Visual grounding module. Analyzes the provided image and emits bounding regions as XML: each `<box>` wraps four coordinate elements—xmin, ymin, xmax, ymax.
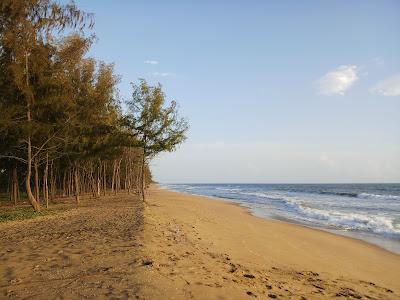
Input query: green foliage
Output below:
<box><xmin>126</xmin><ymin>79</ymin><xmax>189</xmax><ymax>159</ymax></box>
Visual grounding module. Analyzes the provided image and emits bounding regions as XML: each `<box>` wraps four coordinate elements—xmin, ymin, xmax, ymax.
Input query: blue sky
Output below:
<box><xmin>74</xmin><ymin>1</ymin><xmax>400</xmax><ymax>183</ymax></box>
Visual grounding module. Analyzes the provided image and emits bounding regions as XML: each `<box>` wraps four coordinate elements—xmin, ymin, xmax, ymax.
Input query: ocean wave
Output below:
<box><xmin>319</xmin><ymin>191</ymin><xmax>358</xmax><ymax>198</ymax></box>
<box><xmin>295</xmin><ymin>205</ymin><xmax>400</xmax><ymax>237</ymax></box>
<box><xmin>359</xmin><ymin>193</ymin><xmax>400</xmax><ymax>200</ymax></box>
<box><xmin>164</xmin><ymin>184</ymin><xmax>400</xmax><ymax>239</ymax></box>
<box><xmin>246</xmin><ymin>189</ymin><xmax>400</xmax><ymax>201</ymax></box>
<box><xmin>240</xmin><ymin>190</ymin><xmax>400</xmax><ymax>237</ymax></box>
<box><xmin>212</xmin><ymin>194</ymin><xmax>238</xmax><ymax>200</ymax></box>
<box><xmin>258</xmin><ymin>195</ymin><xmax>400</xmax><ymax>238</ymax></box>
<box><xmin>216</xmin><ymin>187</ymin><xmax>242</xmax><ymax>192</ymax></box>
<box><xmin>242</xmin><ymin>191</ymin><xmax>271</xmax><ymax>198</ymax></box>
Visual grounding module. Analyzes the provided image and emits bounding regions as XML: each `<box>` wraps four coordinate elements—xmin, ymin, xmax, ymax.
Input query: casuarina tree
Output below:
<box><xmin>126</xmin><ymin>79</ymin><xmax>188</xmax><ymax>201</ymax></box>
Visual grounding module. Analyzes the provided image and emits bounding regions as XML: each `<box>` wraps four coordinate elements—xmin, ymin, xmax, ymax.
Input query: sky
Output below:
<box><xmin>73</xmin><ymin>0</ymin><xmax>400</xmax><ymax>183</ymax></box>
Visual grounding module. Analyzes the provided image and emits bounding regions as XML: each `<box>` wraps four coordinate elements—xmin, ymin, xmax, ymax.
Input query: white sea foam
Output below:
<box><xmin>216</xmin><ymin>187</ymin><xmax>242</xmax><ymax>192</ymax></box>
<box><xmin>240</xmin><ymin>190</ymin><xmax>400</xmax><ymax>237</ymax></box>
<box><xmin>242</xmin><ymin>191</ymin><xmax>282</xmax><ymax>199</ymax></box>
<box><xmin>359</xmin><ymin>193</ymin><xmax>400</xmax><ymax>200</ymax></box>
<box><xmin>164</xmin><ymin>184</ymin><xmax>400</xmax><ymax>240</ymax></box>
<box><xmin>293</xmin><ymin>205</ymin><xmax>400</xmax><ymax>236</ymax></box>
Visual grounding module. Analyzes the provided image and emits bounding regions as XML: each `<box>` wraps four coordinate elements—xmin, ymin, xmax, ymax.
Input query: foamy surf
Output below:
<box><xmin>164</xmin><ymin>183</ymin><xmax>400</xmax><ymax>253</ymax></box>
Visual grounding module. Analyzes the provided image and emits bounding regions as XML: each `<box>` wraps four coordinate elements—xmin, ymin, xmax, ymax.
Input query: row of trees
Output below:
<box><xmin>0</xmin><ymin>0</ymin><xmax>188</xmax><ymax>211</ymax></box>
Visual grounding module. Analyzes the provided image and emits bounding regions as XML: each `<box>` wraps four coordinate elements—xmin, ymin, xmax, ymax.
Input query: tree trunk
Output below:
<box><xmin>116</xmin><ymin>158</ymin><xmax>122</xmax><ymax>194</ymax></box>
<box><xmin>111</xmin><ymin>160</ymin><xmax>116</xmax><ymax>194</ymax></box>
<box><xmin>9</xmin><ymin>168</ymin><xmax>13</xmax><ymax>204</ymax></box>
<box><xmin>141</xmin><ymin>148</ymin><xmax>146</xmax><ymax>202</ymax></box>
<box><xmin>96</xmin><ymin>160</ymin><xmax>101</xmax><ymax>197</ymax></box>
<box><xmin>11</xmin><ymin>165</ymin><xmax>19</xmax><ymax>205</ymax></box>
<box><xmin>24</xmin><ymin>51</ymin><xmax>40</xmax><ymax>212</ymax></box>
<box><xmin>69</xmin><ymin>169</ymin><xmax>73</xmax><ymax>196</ymax></box>
<box><xmin>26</xmin><ymin>138</ymin><xmax>40</xmax><ymax>211</ymax></box>
<box><xmin>125</xmin><ymin>158</ymin><xmax>130</xmax><ymax>194</ymax></box>
<box><xmin>103</xmin><ymin>162</ymin><xmax>107</xmax><ymax>196</ymax></box>
<box><xmin>50</xmin><ymin>161</ymin><xmax>55</xmax><ymax>200</ymax></box>
<box><xmin>74</xmin><ymin>166</ymin><xmax>80</xmax><ymax>205</ymax></box>
<box><xmin>62</xmin><ymin>170</ymin><xmax>67</xmax><ymax>197</ymax></box>
<box><xmin>43</xmin><ymin>153</ymin><xmax>49</xmax><ymax>208</ymax></box>
<box><xmin>34</xmin><ymin>159</ymin><xmax>40</xmax><ymax>203</ymax></box>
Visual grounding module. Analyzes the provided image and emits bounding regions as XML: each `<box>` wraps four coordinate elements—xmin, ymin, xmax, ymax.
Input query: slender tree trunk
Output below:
<box><xmin>111</xmin><ymin>160</ymin><xmax>116</xmax><ymax>194</ymax></box>
<box><xmin>9</xmin><ymin>168</ymin><xmax>14</xmax><ymax>204</ymax></box>
<box><xmin>26</xmin><ymin>138</ymin><xmax>40</xmax><ymax>211</ymax></box>
<box><xmin>136</xmin><ymin>168</ymin><xmax>141</xmax><ymax>195</ymax></box>
<box><xmin>69</xmin><ymin>169</ymin><xmax>73</xmax><ymax>196</ymax></box>
<box><xmin>141</xmin><ymin>148</ymin><xmax>146</xmax><ymax>201</ymax></box>
<box><xmin>34</xmin><ymin>159</ymin><xmax>40</xmax><ymax>203</ymax></box>
<box><xmin>74</xmin><ymin>166</ymin><xmax>80</xmax><ymax>205</ymax></box>
<box><xmin>43</xmin><ymin>153</ymin><xmax>49</xmax><ymax>208</ymax></box>
<box><xmin>125</xmin><ymin>158</ymin><xmax>129</xmax><ymax>194</ymax></box>
<box><xmin>90</xmin><ymin>169</ymin><xmax>96</xmax><ymax>198</ymax></box>
<box><xmin>96</xmin><ymin>160</ymin><xmax>101</xmax><ymax>197</ymax></box>
<box><xmin>116</xmin><ymin>159</ymin><xmax>122</xmax><ymax>194</ymax></box>
<box><xmin>50</xmin><ymin>161</ymin><xmax>55</xmax><ymax>200</ymax></box>
<box><xmin>62</xmin><ymin>170</ymin><xmax>67</xmax><ymax>197</ymax></box>
<box><xmin>16</xmin><ymin>174</ymin><xmax>20</xmax><ymax>203</ymax></box>
<box><xmin>11</xmin><ymin>165</ymin><xmax>19</xmax><ymax>205</ymax></box>
<box><xmin>24</xmin><ymin>51</ymin><xmax>40</xmax><ymax>211</ymax></box>
<box><xmin>103</xmin><ymin>162</ymin><xmax>106</xmax><ymax>196</ymax></box>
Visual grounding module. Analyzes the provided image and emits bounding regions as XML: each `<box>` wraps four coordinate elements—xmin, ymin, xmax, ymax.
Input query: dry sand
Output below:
<box><xmin>0</xmin><ymin>194</ymin><xmax>145</xmax><ymax>299</ymax></box>
<box><xmin>1</xmin><ymin>186</ymin><xmax>399</xmax><ymax>299</ymax></box>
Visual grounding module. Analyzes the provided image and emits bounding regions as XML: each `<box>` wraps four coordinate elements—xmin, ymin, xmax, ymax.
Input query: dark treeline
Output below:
<box><xmin>0</xmin><ymin>0</ymin><xmax>188</xmax><ymax>211</ymax></box>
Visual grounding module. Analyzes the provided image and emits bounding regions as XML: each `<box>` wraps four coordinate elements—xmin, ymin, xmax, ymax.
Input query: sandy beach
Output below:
<box><xmin>1</xmin><ymin>1</ymin><xmax>399</xmax><ymax>299</ymax></box>
<box><xmin>0</xmin><ymin>194</ymin><xmax>145</xmax><ymax>299</ymax></box>
<box><xmin>1</xmin><ymin>186</ymin><xmax>399</xmax><ymax>299</ymax></box>
<box><xmin>137</xmin><ymin>186</ymin><xmax>400</xmax><ymax>299</ymax></box>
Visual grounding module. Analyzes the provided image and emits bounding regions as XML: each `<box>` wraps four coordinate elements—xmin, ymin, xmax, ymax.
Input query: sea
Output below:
<box><xmin>162</xmin><ymin>183</ymin><xmax>400</xmax><ymax>254</ymax></box>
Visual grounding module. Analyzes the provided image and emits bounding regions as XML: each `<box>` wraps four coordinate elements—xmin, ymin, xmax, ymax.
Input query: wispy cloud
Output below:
<box><xmin>152</xmin><ymin>72</ymin><xmax>173</xmax><ymax>77</ymax></box>
<box><xmin>144</xmin><ymin>60</ymin><xmax>159</xmax><ymax>65</ymax></box>
<box><xmin>316</xmin><ymin>65</ymin><xmax>359</xmax><ymax>96</ymax></box>
<box><xmin>370</xmin><ymin>73</ymin><xmax>400</xmax><ymax>97</ymax></box>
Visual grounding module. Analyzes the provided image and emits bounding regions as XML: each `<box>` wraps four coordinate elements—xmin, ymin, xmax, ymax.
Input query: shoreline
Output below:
<box><xmin>2</xmin><ymin>188</ymin><xmax>399</xmax><ymax>298</ymax></box>
<box><xmin>161</xmin><ymin>185</ymin><xmax>400</xmax><ymax>255</ymax></box>
<box><xmin>137</xmin><ymin>185</ymin><xmax>400</xmax><ymax>298</ymax></box>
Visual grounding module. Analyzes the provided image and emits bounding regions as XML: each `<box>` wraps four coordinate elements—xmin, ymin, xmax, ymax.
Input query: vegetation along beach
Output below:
<box><xmin>1</xmin><ymin>1</ymin><xmax>399</xmax><ymax>299</ymax></box>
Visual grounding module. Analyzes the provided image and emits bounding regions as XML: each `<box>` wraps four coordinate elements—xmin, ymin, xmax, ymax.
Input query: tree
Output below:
<box><xmin>0</xmin><ymin>0</ymin><xmax>93</xmax><ymax>211</ymax></box>
<box><xmin>1</xmin><ymin>2</ymin><xmax>186</xmax><ymax>211</ymax></box>
<box><xmin>126</xmin><ymin>79</ymin><xmax>189</xmax><ymax>201</ymax></box>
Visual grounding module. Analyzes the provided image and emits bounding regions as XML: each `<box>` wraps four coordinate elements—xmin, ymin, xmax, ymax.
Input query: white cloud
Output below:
<box><xmin>370</xmin><ymin>73</ymin><xmax>400</xmax><ymax>96</ymax></box>
<box><xmin>152</xmin><ymin>72</ymin><xmax>173</xmax><ymax>77</ymax></box>
<box><xmin>316</xmin><ymin>65</ymin><xmax>359</xmax><ymax>96</ymax></box>
<box><xmin>144</xmin><ymin>60</ymin><xmax>159</xmax><ymax>65</ymax></box>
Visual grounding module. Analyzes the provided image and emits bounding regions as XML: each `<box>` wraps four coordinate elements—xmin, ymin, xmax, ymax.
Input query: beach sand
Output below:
<box><xmin>137</xmin><ymin>186</ymin><xmax>400</xmax><ymax>299</ymax></box>
<box><xmin>1</xmin><ymin>187</ymin><xmax>399</xmax><ymax>299</ymax></box>
<box><xmin>0</xmin><ymin>194</ymin><xmax>145</xmax><ymax>299</ymax></box>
